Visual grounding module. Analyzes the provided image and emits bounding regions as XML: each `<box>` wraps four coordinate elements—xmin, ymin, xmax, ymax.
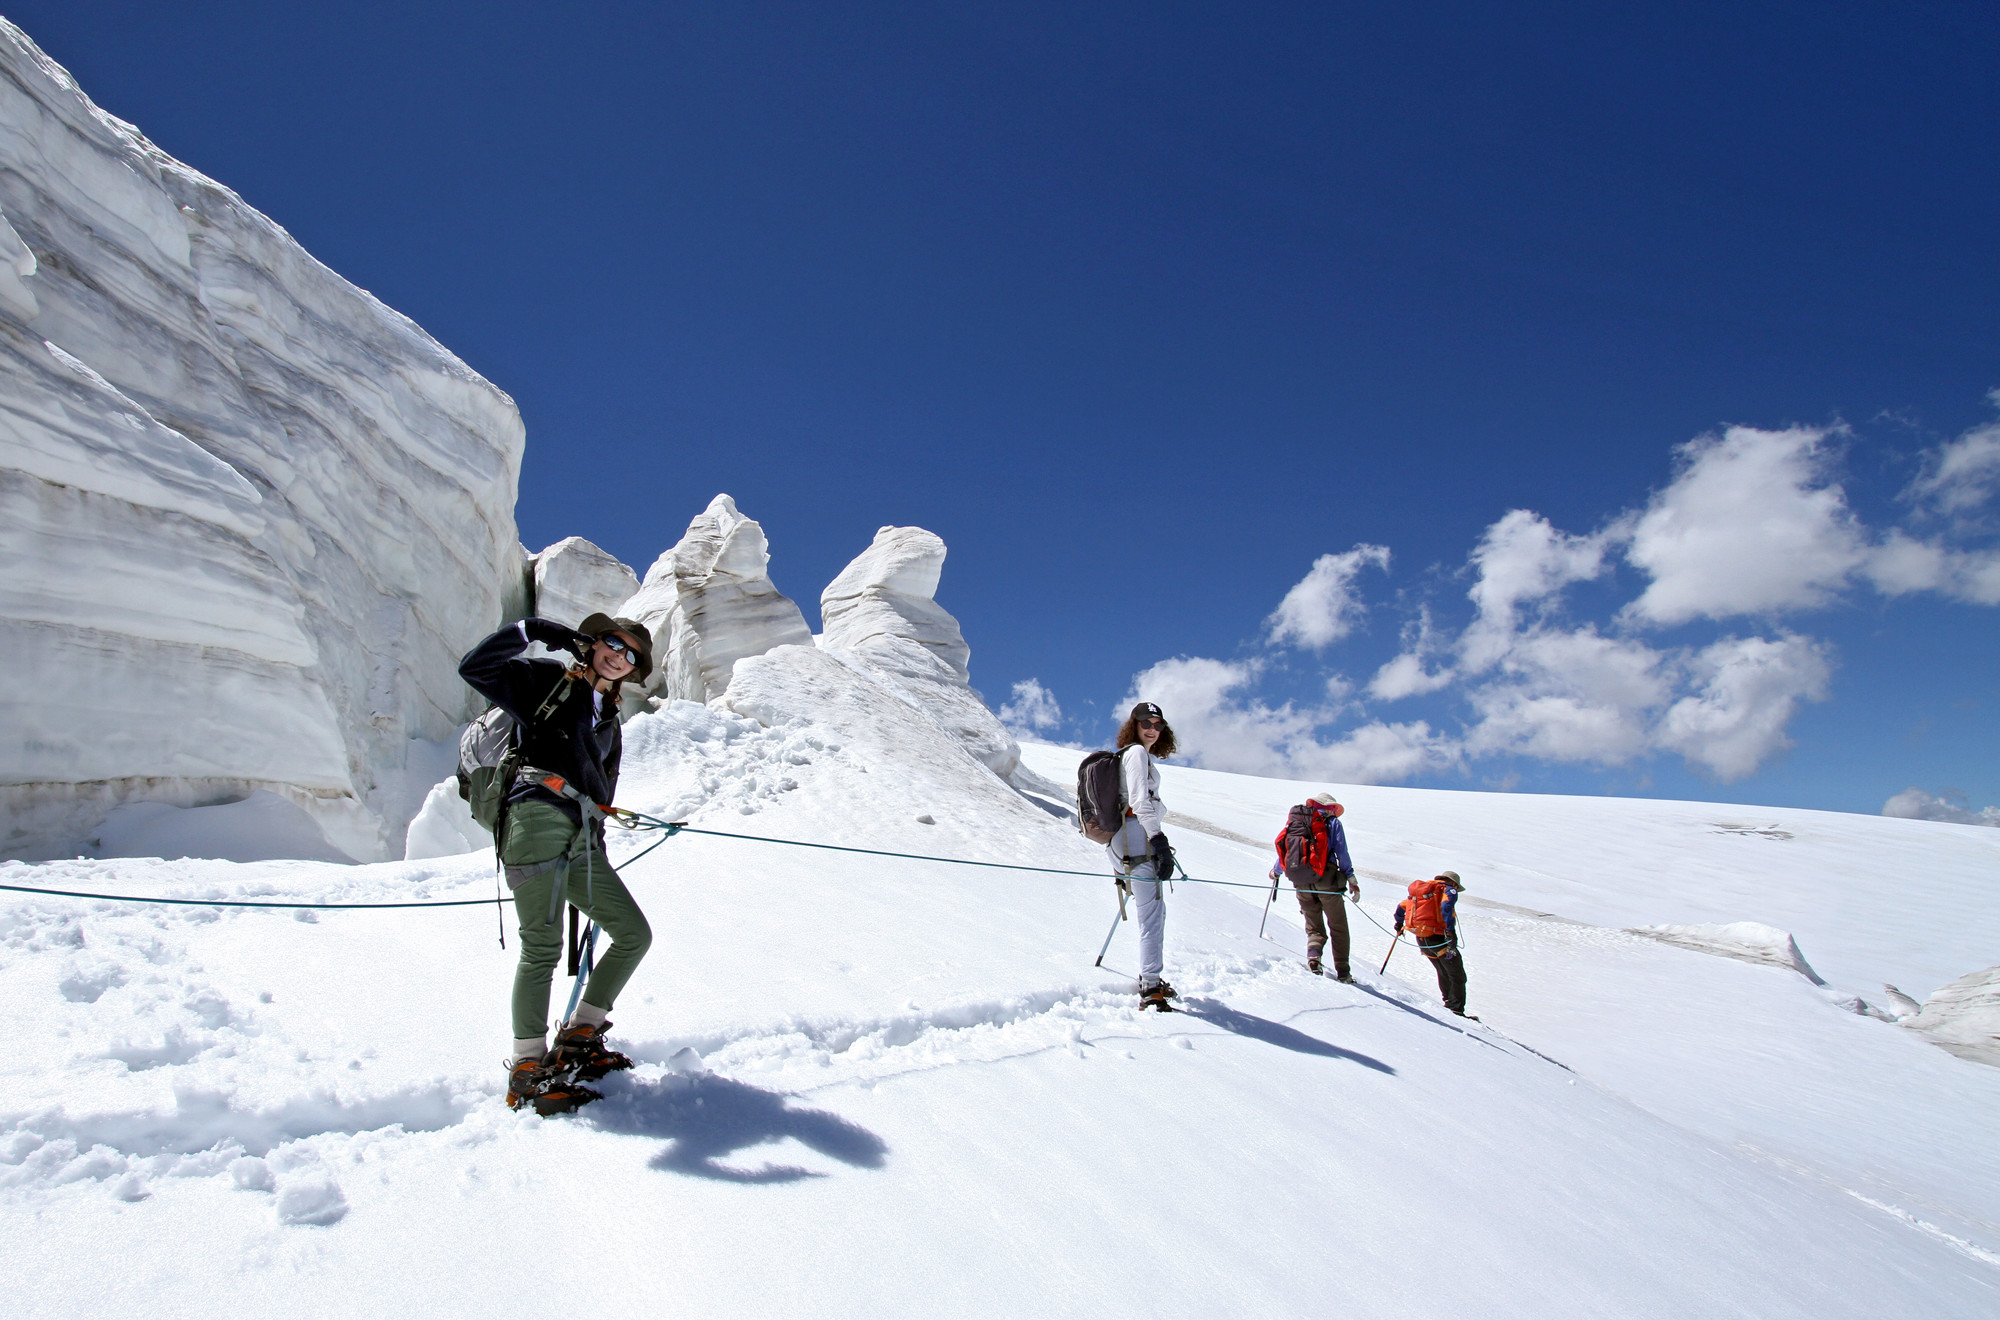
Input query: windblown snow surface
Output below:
<box><xmin>1</xmin><ymin>698</ymin><xmax>1996</xmax><ymax>1317</ymax></box>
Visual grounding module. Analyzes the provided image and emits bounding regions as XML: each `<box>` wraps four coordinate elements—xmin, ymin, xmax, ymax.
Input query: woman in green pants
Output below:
<box><xmin>459</xmin><ymin>611</ymin><xmax>655</xmax><ymax>1113</ymax></box>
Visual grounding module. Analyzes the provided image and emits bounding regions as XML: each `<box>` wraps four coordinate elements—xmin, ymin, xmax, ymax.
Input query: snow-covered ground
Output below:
<box><xmin>1</xmin><ymin>719</ymin><xmax>1995</xmax><ymax>1318</ymax></box>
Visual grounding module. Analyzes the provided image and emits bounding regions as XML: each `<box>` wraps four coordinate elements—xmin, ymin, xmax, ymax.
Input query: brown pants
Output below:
<box><xmin>1294</xmin><ymin>879</ymin><xmax>1351</xmax><ymax>973</ymax></box>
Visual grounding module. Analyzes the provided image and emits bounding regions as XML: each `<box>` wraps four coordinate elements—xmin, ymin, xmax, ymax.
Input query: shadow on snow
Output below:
<box><xmin>1177</xmin><ymin>999</ymin><xmax>1396</xmax><ymax>1074</ymax></box>
<box><xmin>587</xmin><ymin>1073</ymin><xmax>889</xmax><ymax>1184</ymax></box>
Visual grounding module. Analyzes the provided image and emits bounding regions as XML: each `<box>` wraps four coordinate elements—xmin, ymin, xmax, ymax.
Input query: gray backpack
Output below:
<box><xmin>455</xmin><ymin>669</ymin><xmax>577</xmax><ymax>837</ymax></box>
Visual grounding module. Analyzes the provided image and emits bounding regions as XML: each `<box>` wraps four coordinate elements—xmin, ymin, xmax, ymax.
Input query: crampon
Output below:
<box><xmin>506</xmin><ymin>1056</ymin><xmax>603</xmax><ymax>1116</ymax></box>
<box><xmin>550</xmin><ymin>1020</ymin><xmax>635</xmax><ymax>1083</ymax></box>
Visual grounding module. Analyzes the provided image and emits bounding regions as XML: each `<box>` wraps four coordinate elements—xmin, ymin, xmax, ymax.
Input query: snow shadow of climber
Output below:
<box><xmin>587</xmin><ymin>1072</ymin><xmax>888</xmax><ymax>1184</ymax></box>
<box><xmin>1178</xmin><ymin>999</ymin><xmax>1395</xmax><ymax>1075</ymax></box>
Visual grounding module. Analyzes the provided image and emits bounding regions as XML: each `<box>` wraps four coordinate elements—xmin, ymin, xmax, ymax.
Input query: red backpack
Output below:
<box><xmin>1403</xmin><ymin>880</ymin><xmax>1451</xmax><ymax>938</ymax></box>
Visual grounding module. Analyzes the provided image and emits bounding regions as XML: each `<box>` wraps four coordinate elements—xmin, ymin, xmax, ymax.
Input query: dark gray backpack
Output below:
<box><xmin>1075</xmin><ymin>749</ymin><xmax>1127</xmax><ymax>845</ymax></box>
<box><xmin>455</xmin><ymin>669</ymin><xmax>577</xmax><ymax>837</ymax></box>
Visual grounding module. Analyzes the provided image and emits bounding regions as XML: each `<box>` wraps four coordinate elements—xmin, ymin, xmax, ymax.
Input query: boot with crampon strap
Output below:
<box><xmin>506</xmin><ymin>1056</ymin><xmax>602</xmax><ymax>1116</ymax></box>
<box><xmin>550</xmin><ymin>1020</ymin><xmax>634</xmax><ymax>1082</ymax></box>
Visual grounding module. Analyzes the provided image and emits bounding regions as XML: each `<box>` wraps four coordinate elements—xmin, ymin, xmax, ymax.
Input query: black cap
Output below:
<box><xmin>1131</xmin><ymin>702</ymin><xmax>1164</xmax><ymax>721</ymax></box>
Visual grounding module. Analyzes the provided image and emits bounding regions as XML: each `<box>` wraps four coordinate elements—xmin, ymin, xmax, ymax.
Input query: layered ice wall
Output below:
<box><xmin>529</xmin><ymin>537</ymin><xmax>639</xmax><ymax>629</ymax></box>
<box><xmin>0</xmin><ymin>22</ymin><xmax>525</xmax><ymax>861</ymax></box>
<box><xmin>622</xmin><ymin>494</ymin><xmax>813</xmax><ymax>705</ymax></box>
<box><xmin>820</xmin><ymin>526</ymin><xmax>1021</xmax><ymax>780</ymax></box>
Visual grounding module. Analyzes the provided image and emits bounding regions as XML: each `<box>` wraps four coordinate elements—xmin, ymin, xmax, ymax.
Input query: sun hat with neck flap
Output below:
<box><xmin>577</xmin><ymin>613</ymin><xmax>654</xmax><ymax>681</ymax></box>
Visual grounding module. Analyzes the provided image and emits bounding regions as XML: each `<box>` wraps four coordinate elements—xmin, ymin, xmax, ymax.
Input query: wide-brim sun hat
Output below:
<box><xmin>1437</xmin><ymin>870</ymin><xmax>1463</xmax><ymax>890</ymax></box>
<box><xmin>578</xmin><ymin>612</ymin><xmax>655</xmax><ymax>681</ymax></box>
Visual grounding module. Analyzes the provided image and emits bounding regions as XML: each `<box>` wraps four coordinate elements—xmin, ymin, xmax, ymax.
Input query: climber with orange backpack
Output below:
<box><xmin>1394</xmin><ymin>871</ymin><xmax>1470</xmax><ymax>1017</ymax></box>
<box><xmin>1270</xmin><ymin>792</ymin><xmax>1358</xmax><ymax>981</ymax></box>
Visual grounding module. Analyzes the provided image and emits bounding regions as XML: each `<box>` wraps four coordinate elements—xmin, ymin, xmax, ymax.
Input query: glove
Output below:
<box><xmin>1148</xmin><ymin>831</ymin><xmax>1175</xmax><ymax>879</ymax></box>
<box><xmin>528</xmin><ymin>617</ymin><xmax>592</xmax><ymax>660</ymax></box>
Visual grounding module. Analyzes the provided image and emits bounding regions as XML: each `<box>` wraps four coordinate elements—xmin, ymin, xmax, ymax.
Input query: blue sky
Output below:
<box><xmin>17</xmin><ymin>1</ymin><xmax>1999</xmax><ymax>818</ymax></box>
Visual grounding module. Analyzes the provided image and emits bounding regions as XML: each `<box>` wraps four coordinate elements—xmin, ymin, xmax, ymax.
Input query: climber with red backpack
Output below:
<box><xmin>1270</xmin><ymin>792</ymin><xmax>1358</xmax><ymax>980</ymax></box>
<box><xmin>1394</xmin><ymin>871</ymin><xmax>1470</xmax><ymax>1017</ymax></box>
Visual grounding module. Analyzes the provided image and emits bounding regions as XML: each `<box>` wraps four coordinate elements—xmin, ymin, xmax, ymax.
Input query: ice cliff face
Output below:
<box><xmin>0</xmin><ymin>22</ymin><xmax>525</xmax><ymax>861</ymax></box>
<box><xmin>528</xmin><ymin>537</ymin><xmax>639</xmax><ymax>629</ymax></box>
<box><xmin>622</xmin><ymin>494</ymin><xmax>813</xmax><ymax>705</ymax></box>
<box><xmin>820</xmin><ymin>526</ymin><xmax>1021</xmax><ymax>780</ymax></box>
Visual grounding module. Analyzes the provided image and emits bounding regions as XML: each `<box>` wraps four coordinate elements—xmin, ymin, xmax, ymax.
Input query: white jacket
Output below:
<box><xmin>1121</xmin><ymin>743</ymin><xmax>1165</xmax><ymax>838</ymax></box>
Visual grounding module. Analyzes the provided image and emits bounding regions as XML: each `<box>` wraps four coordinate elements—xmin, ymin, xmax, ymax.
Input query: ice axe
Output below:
<box><xmin>1379</xmin><ymin>930</ymin><xmax>1403</xmax><ymax>975</ymax></box>
<box><xmin>1094</xmin><ymin>878</ymin><xmax>1132</xmax><ymax>967</ymax></box>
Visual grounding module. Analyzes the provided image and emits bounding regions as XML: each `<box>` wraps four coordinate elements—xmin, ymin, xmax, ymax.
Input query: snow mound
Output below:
<box><xmin>528</xmin><ymin>537</ymin><xmax>639</xmax><ymax>629</ymax></box>
<box><xmin>1625</xmin><ymin>922</ymin><xmax>1826</xmax><ymax>982</ymax></box>
<box><xmin>622</xmin><ymin>494</ymin><xmax>813</xmax><ymax>705</ymax></box>
<box><xmin>1907</xmin><ymin>966</ymin><xmax>2000</xmax><ymax>1066</ymax></box>
<box><xmin>0</xmin><ymin>20</ymin><xmax>524</xmax><ymax>863</ymax></box>
<box><xmin>92</xmin><ymin>790</ymin><xmax>356</xmax><ymax>865</ymax></box>
<box><xmin>402</xmin><ymin>779</ymin><xmax>484</xmax><ymax>861</ymax></box>
<box><xmin>820</xmin><ymin>525</ymin><xmax>1021</xmax><ymax>780</ymax></box>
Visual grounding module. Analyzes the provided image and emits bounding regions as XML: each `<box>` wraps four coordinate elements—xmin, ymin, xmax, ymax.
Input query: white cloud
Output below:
<box><xmin>1862</xmin><ymin>533</ymin><xmax>2000</xmax><ymax>605</ymax></box>
<box><xmin>1462</xmin><ymin>511</ymin><xmax>1613</xmax><ymax>670</ymax></box>
<box><xmin>1882</xmin><ymin>788</ymin><xmax>2000</xmax><ymax>827</ymax></box>
<box><xmin>997</xmin><ymin>678</ymin><xmax>1063</xmax><ymax>732</ymax></box>
<box><xmin>1906</xmin><ymin>405</ymin><xmax>2000</xmax><ymax>518</ymax></box>
<box><xmin>1462</xmin><ymin>627</ymin><xmax>1670</xmax><ymax>766</ymax></box>
<box><xmin>1655</xmin><ymin>633</ymin><xmax>1832</xmax><ymax>779</ymax></box>
<box><xmin>1265</xmin><ymin>545</ymin><xmax>1392</xmax><ymax>649</ymax></box>
<box><xmin>1624</xmin><ymin>426</ymin><xmax>1867</xmax><ymax>625</ymax></box>
<box><xmin>1370</xmin><ymin>649</ymin><xmax>1454</xmax><ymax>700</ymax></box>
<box><xmin>1125</xmin><ymin>656</ymin><xmax>1455</xmax><ymax>784</ymax></box>
<box><xmin>1371</xmin><ymin>608</ymin><xmax>1455</xmax><ymax>700</ymax></box>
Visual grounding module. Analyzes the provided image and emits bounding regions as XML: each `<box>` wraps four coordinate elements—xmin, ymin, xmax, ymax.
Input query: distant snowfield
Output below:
<box><xmin>1</xmin><ymin>717</ymin><xmax>1995</xmax><ymax>1318</ymax></box>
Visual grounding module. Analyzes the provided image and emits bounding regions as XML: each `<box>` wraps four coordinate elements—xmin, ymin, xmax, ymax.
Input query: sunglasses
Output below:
<box><xmin>1136</xmin><ymin>717</ymin><xmax>1164</xmax><ymax>729</ymax></box>
<box><xmin>597</xmin><ymin>636</ymin><xmax>640</xmax><ymax>665</ymax></box>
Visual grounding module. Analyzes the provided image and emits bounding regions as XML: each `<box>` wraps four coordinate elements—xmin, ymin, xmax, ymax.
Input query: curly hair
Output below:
<box><xmin>1115</xmin><ymin>711</ymin><xmax>1177</xmax><ymax>759</ymax></box>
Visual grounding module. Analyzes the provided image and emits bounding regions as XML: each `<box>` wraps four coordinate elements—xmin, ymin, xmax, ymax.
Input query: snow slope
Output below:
<box><xmin>1</xmin><ymin>711</ymin><xmax>1997</xmax><ymax>1318</ymax></box>
<box><xmin>0</xmin><ymin>21</ymin><xmax>525</xmax><ymax>862</ymax></box>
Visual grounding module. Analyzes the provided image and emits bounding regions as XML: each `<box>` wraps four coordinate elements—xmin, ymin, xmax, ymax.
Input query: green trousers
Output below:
<box><xmin>500</xmin><ymin>801</ymin><xmax>652</xmax><ymax>1040</ymax></box>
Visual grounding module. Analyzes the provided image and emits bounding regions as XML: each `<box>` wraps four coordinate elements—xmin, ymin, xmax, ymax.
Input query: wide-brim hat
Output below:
<box><xmin>579</xmin><ymin>613</ymin><xmax>655</xmax><ymax>680</ymax></box>
<box><xmin>1437</xmin><ymin>869</ymin><xmax>1463</xmax><ymax>890</ymax></box>
<box><xmin>1309</xmin><ymin>792</ymin><xmax>1340</xmax><ymax>807</ymax></box>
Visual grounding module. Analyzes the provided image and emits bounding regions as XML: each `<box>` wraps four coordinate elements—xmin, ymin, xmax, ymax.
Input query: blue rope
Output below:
<box><xmin>0</xmin><ymin>815</ymin><xmax>1366</xmax><ymax>909</ymax></box>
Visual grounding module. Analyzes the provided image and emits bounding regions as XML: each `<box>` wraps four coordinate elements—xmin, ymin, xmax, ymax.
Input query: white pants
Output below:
<box><xmin>1108</xmin><ymin>819</ymin><xmax>1166</xmax><ymax>987</ymax></box>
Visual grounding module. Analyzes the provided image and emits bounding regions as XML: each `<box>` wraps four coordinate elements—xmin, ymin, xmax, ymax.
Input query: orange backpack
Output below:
<box><xmin>1403</xmin><ymin>880</ymin><xmax>1451</xmax><ymax>938</ymax></box>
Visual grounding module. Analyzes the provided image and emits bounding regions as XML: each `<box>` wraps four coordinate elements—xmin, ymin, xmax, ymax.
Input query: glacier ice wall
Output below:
<box><xmin>820</xmin><ymin>526</ymin><xmax>1021</xmax><ymax>780</ymax></box>
<box><xmin>0</xmin><ymin>21</ymin><xmax>525</xmax><ymax>861</ymax></box>
<box><xmin>529</xmin><ymin>537</ymin><xmax>638</xmax><ymax>629</ymax></box>
<box><xmin>622</xmin><ymin>494</ymin><xmax>813</xmax><ymax>705</ymax></box>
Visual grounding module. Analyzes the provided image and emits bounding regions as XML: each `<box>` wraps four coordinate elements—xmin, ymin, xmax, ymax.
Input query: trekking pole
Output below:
<box><xmin>1379</xmin><ymin>931</ymin><xmax>1403</xmax><ymax>975</ymax></box>
<box><xmin>1094</xmin><ymin>879</ymin><xmax>1131</xmax><ymax>967</ymax></box>
<box><xmin>1257</xmin><ymin>877</ymin><xmax>1278</xmax><ymax>939</ymax></box>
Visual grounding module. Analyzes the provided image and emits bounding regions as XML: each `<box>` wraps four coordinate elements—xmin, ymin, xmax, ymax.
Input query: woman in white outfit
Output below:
<box><xmin>1108</xmin><ymin>701</ymin><xmax>1178</xmax><ymax>1008</ymax></box>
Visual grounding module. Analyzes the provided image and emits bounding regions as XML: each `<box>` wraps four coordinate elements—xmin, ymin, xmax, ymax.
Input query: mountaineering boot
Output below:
<box><xmin>1139</xmin><ymin>979</ymin><xmax>1179</xmax><ymax>1012</ymax></box>
<box><xmin>506</xmin><ymin>1056</ymin><xmax>603</xmax><ymax>1116</ymax></box>
<box><xmin>1306</xmin><ymin>957</ymin><xmax>1323</xmax><ymax>975</ymax></box>
<box><xmin>550</xmin><ymin>1019</ymin><xmax>634</xmax><ymax>1082</ymax></box>
<box><xmin>1335</xmin><ymin>971</ymin><xmax>1355</xmax><ymax>984</ymax></box>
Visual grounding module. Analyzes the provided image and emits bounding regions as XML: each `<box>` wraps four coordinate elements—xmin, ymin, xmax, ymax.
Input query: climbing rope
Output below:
<box><xmin>0</xmin><ymin>809</ymin><xmax>1368</xmax><ymax>909</ymax></box>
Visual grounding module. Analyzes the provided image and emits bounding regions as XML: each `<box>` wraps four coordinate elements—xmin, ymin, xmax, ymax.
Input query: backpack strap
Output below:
<box><xmin>531</xmin><ymin>668</ymin><xmax>583</xmax><ymax>723</ymax></box>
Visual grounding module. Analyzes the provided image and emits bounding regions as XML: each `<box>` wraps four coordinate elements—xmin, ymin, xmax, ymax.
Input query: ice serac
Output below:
<box><xmin>622</xmin><ymin>494</ymin><xmax>812</xmax><ymax>705</ymax></box>
<box><xmin>1906</xmin><ymin>965</ymin><xmax>2000</xmax><ymax>1067</ymax></box>
<box><xmin>820</xmin><ymin>526</ymin><xmax>1021</xmax><ymax>780</ymax></box>
<box><xmin>0</xmin><ymin>21</ymin><xmax>525</xmax><ymax>861</ymax></box>
<box><xmin>528</xmin><ymin>537</ymin><xmax>639</xmax><ymax>629</ymax></box>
